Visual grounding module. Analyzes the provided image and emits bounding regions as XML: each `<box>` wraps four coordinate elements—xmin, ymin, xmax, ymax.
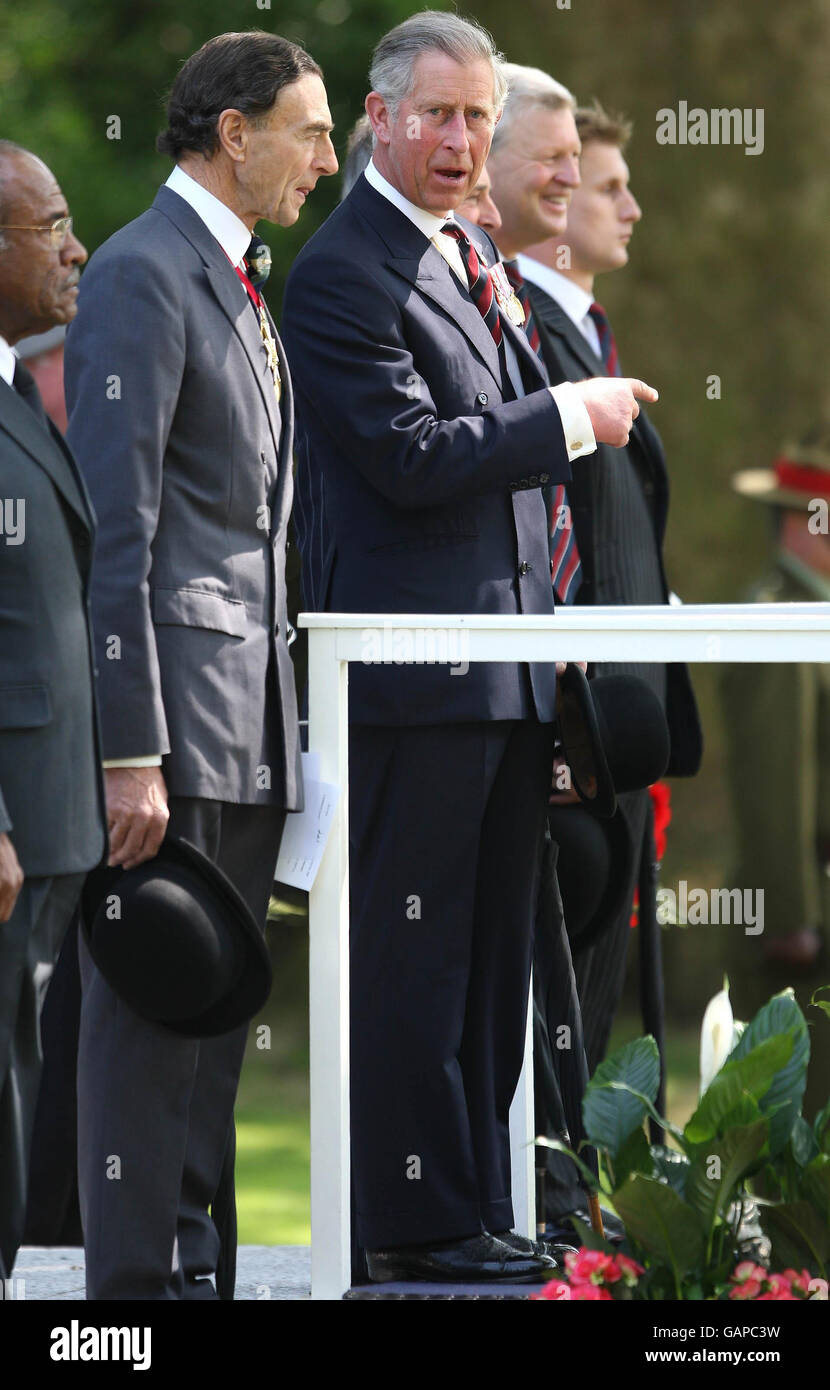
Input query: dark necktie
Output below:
<box><xmin>588</xmin><ymin>300</ymin><xmax>621</xmax><ymax>376</ymax></box>
<box><xmin>442</xmin><ymin>223</ymin><xmax>503</xmax><ymax>346</ymax></box>
<box><xmin>12</xmin><ymin>357</ymin><xmax>49</xmax><ymax>429</ymax></box>
<box><xmin>504</xmin><ymin>260</ymin><xmax>582</xmax><ymax>606</ymax></box>
<box><xmin>227</xmin><ymin>238</ymin><xmax>281</xmax><ymax>403</ymax></box>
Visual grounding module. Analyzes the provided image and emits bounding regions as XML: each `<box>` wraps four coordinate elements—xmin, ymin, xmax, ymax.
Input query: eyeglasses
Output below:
<box><xmin>0</xmin><ymin>216</ymin><xmax>74</xmax><ymax>250</ymax></box>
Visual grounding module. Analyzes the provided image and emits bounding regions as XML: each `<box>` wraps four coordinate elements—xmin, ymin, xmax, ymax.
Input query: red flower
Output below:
<box><xmin>729</xmin><ymin>1278</ymin><xmax>762</xmax><ymax>1300</ymax></box>
<box><xmin>756</xmin><ymin>1290</ymin><xmax>796</xmax><ymax>1300</ymax></box>
<box><xmin>531</xmin><ymin>1278</ymin><xmax>571</xmax><ymax>1301</ymax></box>
<box><xmin>564</xmin><ymin>1249</ymin><xmax>621</xmax><ymax>1285</ymax></box>
<box><xmin>615</xmin><ymin>1253</ymin><xmax>645</xmax><ymax>1286</ymax></box>
<box><xmin>649</xmin><ymin>781</ymin><xmax>672</xmax><ymax>863</ymax></box>
<box><xmin>569</xmin><ymin>1283</ymin><xmax>613</xmax><ymax>1300</ymax></box>
<box><xmin>731</xmin><ymin>1261</ymin><xmax>766</xmax><ymax>1284</ymax></box>
<box><xmin>782</xmin><ymin>1268</ymin><xmax>812</xmax><ymax>1296</ymax></box>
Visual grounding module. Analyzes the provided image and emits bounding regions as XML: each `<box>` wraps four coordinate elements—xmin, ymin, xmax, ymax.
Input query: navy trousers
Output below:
<box><xmin>348</xmin><ymin>719</ymin><xmax>555</xmax><ymax>1250</ymax></box>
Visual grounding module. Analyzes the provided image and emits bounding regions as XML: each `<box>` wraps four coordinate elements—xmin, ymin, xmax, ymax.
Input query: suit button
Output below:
<box><xmin>477</xmin><ymin>392</ymin><xmax>488</xmax><ymax>405</ymax></box>
<box><xmin>275</xmin><ymin>621</ymin><xmax>280</xmax><ymax>636</ymax></box>
<box><xmin>540</xmin><ymin>473</ymin><xmax>550</xmax><ymax>484</ymax></box>
<box><xmin>518</xmin><ymin>561</ymin><xmax>532</xmax><ymax>576</ymax></box>
<box><xmin>528</xmin><ymin>475</ymin><xmax>539</xmax><ymax>486</ymax></box>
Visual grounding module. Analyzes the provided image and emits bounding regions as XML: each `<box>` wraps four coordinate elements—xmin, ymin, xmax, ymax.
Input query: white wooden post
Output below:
<box><xmin>307</xmin><ymin>629</ymin><xmax>350</xmax><ymax>1300</ymax></box>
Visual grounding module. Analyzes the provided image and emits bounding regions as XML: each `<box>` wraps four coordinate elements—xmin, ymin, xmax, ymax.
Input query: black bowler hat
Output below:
<box><xmin>547</xmin><ymin>802</ymin><xmax>633</xmax><ymax>953</ymax></box>
<box><xmin>557</xmin><ymin>665</ymin><xmax>670</xmax><ymax>819</ymax></box>
<box><xmin>80</xmin><ymin>836</ymin><xmax>272</xmax><ymax>1037</ymax></box>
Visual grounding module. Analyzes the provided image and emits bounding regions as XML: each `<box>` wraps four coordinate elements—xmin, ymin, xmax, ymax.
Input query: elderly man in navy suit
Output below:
<box><xmin>283</xmin><ymin>11</ymin><xmax>657</xmax><ymax>1285</ymax></box>
<box><xmin>65</xmin><ymin>31</ymin><xmax>337</xmax><ymax>1300</ymax></box>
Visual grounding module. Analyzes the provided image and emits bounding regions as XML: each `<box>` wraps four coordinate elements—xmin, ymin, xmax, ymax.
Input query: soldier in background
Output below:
<box><xmin>722</xmin><ymin>431</ymin><xmax>830</xmax><ymax>972</ymax></box>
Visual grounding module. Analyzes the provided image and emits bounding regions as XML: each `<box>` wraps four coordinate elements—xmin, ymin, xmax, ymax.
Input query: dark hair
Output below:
<box><xmin>156</xmin><ymin>30</ymin><xmax>322</xmax><ymax>161</ymax></box>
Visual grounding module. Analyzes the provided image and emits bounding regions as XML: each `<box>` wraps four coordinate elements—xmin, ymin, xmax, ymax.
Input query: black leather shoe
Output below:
<box><xmin>491</xmin><ymin>1230</ymin><xmax>576</xmax><ymax>1263</ymax></box>
<box><xmin>546</xmin><ymin>1207</ymin><xmax>626</xmax><ymax>1245</ymax></box>
<box><xmin>366</xmin><ymin>1233</ymin><xmax>558</xmax><ymax>1284</ymax></box>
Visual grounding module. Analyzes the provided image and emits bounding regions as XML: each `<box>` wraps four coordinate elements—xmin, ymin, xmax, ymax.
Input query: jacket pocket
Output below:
<box><xmin>152</xmin><ymin>587</ymin><xmax>247</xmax><ymax>638</ymax></box>
<box><xmin>0</xmin><ymin>683</ymin><xmax>52</xmax><ymax>729</ymax></box>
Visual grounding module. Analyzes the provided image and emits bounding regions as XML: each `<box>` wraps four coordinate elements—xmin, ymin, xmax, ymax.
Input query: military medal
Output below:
<box><xmin>257</xmin><ymin>304</ymin><xmax>282</xmax><ymax>403</ymax></box>
<box><xmin>489</xmin><ymin>260</ymin><xmax>527</xmax><ymax>328</ymax></box>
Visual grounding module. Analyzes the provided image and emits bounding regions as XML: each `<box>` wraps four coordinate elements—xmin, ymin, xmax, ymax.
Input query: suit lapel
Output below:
<box><xmin>529</xmin><ymin>283</ymin><xmax>607</xmax><ymax>381</ymax></box>
<box><xmin>0</xmin><ymin>377</ymin><xmax>92</xmax><ymax>531</ymax></box>
<box><xmin>154</xmin><ymin>187</ymin><xmax>284</xmax><ymax>462</ymax></box>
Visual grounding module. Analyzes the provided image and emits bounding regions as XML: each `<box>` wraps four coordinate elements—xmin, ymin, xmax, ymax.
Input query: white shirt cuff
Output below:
<box><xmin>102</xmin><ymin>755</ymin><xmax>163</xmax><ymax>768</ymax></box>
<box><xmin>549</xmin><ymin>382</ymin><xmax>597</xmax><ymax>462</ymax></box>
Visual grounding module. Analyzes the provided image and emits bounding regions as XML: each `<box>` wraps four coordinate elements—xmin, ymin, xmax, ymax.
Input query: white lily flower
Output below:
<box><xmin>700</xmin><ymin>980</ymin><xmax>734</xmax><ymax>1096</ymax></box>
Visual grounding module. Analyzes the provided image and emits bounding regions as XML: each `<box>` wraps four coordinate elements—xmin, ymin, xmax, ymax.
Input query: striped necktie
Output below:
<box><xmin>588</xmin><ymin>300</ymin><xmax>621</xmax><ymax>376</ymax></box>
<box><xmin>442</xmin><ymin>223</ymin><xmax>502</xmax><ymax>346</ymax></box>
<box><xmin>504</xmin><ymin>261</ymin><xmax>582</xmax><ymax>606</ymax></box>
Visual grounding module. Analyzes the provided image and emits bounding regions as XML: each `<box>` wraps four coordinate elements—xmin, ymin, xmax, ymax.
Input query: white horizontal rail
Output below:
<box><xmin>302</xmin><ymin>603</ymin><xmax>830</xmax><ymax>1298</ymax></box>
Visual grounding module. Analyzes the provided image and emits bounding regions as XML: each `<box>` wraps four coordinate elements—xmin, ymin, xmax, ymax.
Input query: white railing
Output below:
<box><xmin>301</xmin><ymin>603</ymin><xmax>830</xmax><ymax>1299</ymax></box>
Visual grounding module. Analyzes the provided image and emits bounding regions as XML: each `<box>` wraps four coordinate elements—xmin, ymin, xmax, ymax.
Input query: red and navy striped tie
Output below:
<box><xmin>588</xmin><ymin>300</ymin><xmax>621</xmax><ymax>376</ymax></box>
<box><xmin>443</xmin><ymin>222</ymin><xmax>502</xmax><ymax>346</ymax></box>
<box><xmin>504</xmin><ymin>260</ymin><xmax>582</xmax><ymax>606</ymax></box>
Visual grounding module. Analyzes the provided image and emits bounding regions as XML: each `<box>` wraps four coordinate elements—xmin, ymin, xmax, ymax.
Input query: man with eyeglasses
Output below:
<box><xmin>0</xmin><ymin>140</ymin><xmax>105</xmax><ymax>1292</ymax></box>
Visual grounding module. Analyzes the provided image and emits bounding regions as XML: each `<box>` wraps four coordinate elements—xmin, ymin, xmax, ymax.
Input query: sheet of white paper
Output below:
<box><xmin>302</xmin><ymin>750</ymin><xmax>321</xmax><ymax>783</ymax></box>
<box><xmin>275</xmin><ymin>769</ymin><xmax>340</xmax><ymax>891</ymax></box>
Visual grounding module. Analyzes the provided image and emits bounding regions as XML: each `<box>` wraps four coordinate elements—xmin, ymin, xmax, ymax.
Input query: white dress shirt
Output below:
<box><xmin>363</xmin><ymin>160</ymin><xmax>595</xmax><ymax>460</ymax></box>
<box><xmin>516</xmin><ymin>255</ymin><xmax>603</xmax><ymax>361</ymax></box>
<box><xmin>104</xmin><ymin>167</ymin><xmax>254</xmax><ymax>771</ymax></box>
<box><xmin>0</xmin><ymin>335</ymin><xmax>16</xmax><ymax>388</ymax></box>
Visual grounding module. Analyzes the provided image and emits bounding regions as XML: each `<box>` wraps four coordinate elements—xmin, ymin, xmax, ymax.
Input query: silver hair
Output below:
<box><xmin>340</xmin><ymin>113</ymin><xmax>374</xmax><ymax>200</ymax></box>
<box><xmin>369</xmin><ymin>10</ymin><xmax>507</xmax><ymax>120</ymax></box>
<box><xmin>491</xmin><ymin>63</ymin><xmax>576</xmax><ymax>151</ymax></box>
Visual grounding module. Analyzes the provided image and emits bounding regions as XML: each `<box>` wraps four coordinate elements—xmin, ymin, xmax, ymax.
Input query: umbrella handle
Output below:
<box><xmin>587</xmin><ymin>1190</ymin><xmax>605</xmax><ymax>1239</ymax></box>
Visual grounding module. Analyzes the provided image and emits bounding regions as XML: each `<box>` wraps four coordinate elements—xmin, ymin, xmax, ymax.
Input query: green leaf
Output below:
<box><xmin>759</xmin><ymin>1200</ymin><xmax>830</xmax><ymax>1273</ymax></box>
<box><xmin>651</xmin><ymin>1145</ymin><xmax>691</xmax><ymax>1198</ymax></box>
<box><xmin>803</xmin><ymin>1154</ymin><xmax>830</xmax><ymax>1225</ymax></box>
<box><xmin>685</xmin><ymin>1120</ymin><xmax>769</xmax><ymax>1229</ymax></box>
<box><xmin>809</xmin><ymin>986</ymin><xmax>830</xmax><ymax>1020</ymax></box>
<box><xmin>791</xmin><ymin>1114</ymin><xmax>820</xmax><ymax>1168</ymax></box>
<box><xmin>533</xmin><ymin>1135</ymin><xmax>603</xmax><ymax>1193</ymax></box>
<box><xmin>612</xmin><ymin>1124</ymin><xmax>653</xmax><ymax>1189</ymax></box>
<box><xmin>613</xmin><ymin>1174</ymin><xmax>706</xmax><ymax>1277</ymax></box>
<box><xmin>582</xmin><ymin>1036</ymin><xmax>660</xmax><ymax>1159</ymax></box>
<box><xmin>730</xmin><ymin>990</ymin><xmax>810</xmax><ymax>1157</ymax></box>
<box><xmin>814</xmin><ymin>1099</ymin><xmax>830</xmax><ymax>1155</ymax></box>
<box><xmin>684</xmin><ymin>1036</ymin><xmax>791</xmax><ymax>1145</ymax></box>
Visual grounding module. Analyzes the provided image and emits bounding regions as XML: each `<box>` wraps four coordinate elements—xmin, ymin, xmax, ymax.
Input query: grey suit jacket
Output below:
<box><xmin>65</xmin><ymin>186</ymin><xmax>301</xmax><ymax>810</ymax></box>
<box><xmin>0</xmin><ymin>376</ymin><xmax>106</xmax><ymax>875</ymax></box>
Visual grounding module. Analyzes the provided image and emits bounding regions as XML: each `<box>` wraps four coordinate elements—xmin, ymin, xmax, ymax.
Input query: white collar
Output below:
<box><xmin>516</xmin><ymin>256</ymin><xmax>595</xmax><ymax>329</ymax></box>
<box><xmin>165</xmin><ymin>164</ymin><xmax>252</xmax><ymax>268</ymax></box>
<box><xmin>363</xmin><ymin>158</ymin><xmax>452</xmax><ymax>241</ymax></box>
<box><xmin>0</xmin><ymin>335</ymin><xmax>16</xmax><ymax>388</ymax></box>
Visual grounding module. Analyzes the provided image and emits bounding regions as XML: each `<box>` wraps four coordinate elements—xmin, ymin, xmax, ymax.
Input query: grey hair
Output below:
<box><xmin>491</xmin><ymin>63</ymin><xmax>576</xmax><ymax>151</ymax></box>
<box><xmin>340</xmin><ymin>113</ymin><xmax>374</xmax><ymax>200</ymax></box>
<box><xmin>0</xmin><ymin>140</ymin><xmax>32</xmax><ymax>250</ymax></box>
<box><xmin>369</xmin><ymin>10</ymin><xmax>507</xmax><ymax>120</ymax></box>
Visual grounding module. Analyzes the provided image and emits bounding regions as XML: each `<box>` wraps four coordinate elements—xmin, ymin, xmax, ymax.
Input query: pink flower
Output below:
<box><xmin>565</xmin><ymin>1249</ymin><xmax>621</xmax><ymax>1286</ymax></box>
<box><xmin>531</xmin><ymin>1278</ymin><xmax>571</xmax><ymax>1301</ymax></box>
<box><xmin>569</xmin><ymin>1282</ymin><xmax>613</xmax><ymax>1300</ymax></box>
<box><xmin>757</xmin><ymin>1290</ymin><xmax>796</xmax><ymax>1301</ymax></box>
<box><xmin>729</xmin><ymin>1278</ymin><xmax>762</xmax><ymax>1300</ymax></box>
<box><xmin>615</xmin><ymin>1253</ymin><xmax>645</xmax><ymax>1286</ymax></box>
<box><xmin>731</xmin><ymin>1261</ymin><xmax>766</xmax><ymax>1284</ymax></box>
<box><xmin>782</xmin><ymin>1268</ymin><xmax>811</xmax><ymax>1296</ymax></box>
<box><xmin>764</xmin><ymin>1273</ymin><xmax>792</xmax><ymax>1297</ymax></box>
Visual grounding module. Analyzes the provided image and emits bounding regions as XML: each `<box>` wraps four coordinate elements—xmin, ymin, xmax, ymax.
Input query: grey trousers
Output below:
<box><xmin>0</xmin><ymin>872</ymin><xmax>85</xmax><ymax>1284</ymax></box>
<box><xmin>77</xmin><ymin>798</ymin><xmax>284</xmax><ymax>1301</ymax></box>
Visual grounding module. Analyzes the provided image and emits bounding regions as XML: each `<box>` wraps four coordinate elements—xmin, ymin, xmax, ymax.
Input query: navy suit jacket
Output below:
<box><xmin>528</xmin><ymin>281</ymin><xmax>702</xmax><ymax>777</ymax></box>
<box><xmin>282</xmin><ymin>175</ymin><xmax>575</xmax><ymax>726</ymax></box>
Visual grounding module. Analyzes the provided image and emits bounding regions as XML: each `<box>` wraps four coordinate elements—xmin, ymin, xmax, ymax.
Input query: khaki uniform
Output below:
<box><xmin>720</xmin><ymin>551</ymin><xmax>830</xmax><ymax>937</ymax></box>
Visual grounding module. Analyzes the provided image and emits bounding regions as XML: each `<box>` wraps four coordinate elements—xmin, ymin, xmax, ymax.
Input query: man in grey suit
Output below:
<box><xmin>65</xmin><ymin>31</ymin><xmax>337</xmax><ymax>1299</ymax></box>
<box><xmin>0</xmin><ymin>141</ymin><xmax>104</xmax><ymax>1290</ymax></box>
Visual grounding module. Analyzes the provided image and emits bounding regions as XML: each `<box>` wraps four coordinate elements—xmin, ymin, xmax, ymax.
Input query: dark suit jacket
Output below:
<box><xmin>282</xmin><ymin>176</ymin><xmax>575</xmax><ymax>726</ymax></box>
<box><xmin>528</xmin><ymin>281</ymin><xmax>701</xmax><ymax>776</ymax></box>
<box><xmin>65</xmin><ymin>186</ymin><xmax>301</xmax><ymax>809</ymax></box>
<box><xmin>0</xmin><ymin>375</ymin><xmax>105</xmax><ymax>875</ymax></box>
